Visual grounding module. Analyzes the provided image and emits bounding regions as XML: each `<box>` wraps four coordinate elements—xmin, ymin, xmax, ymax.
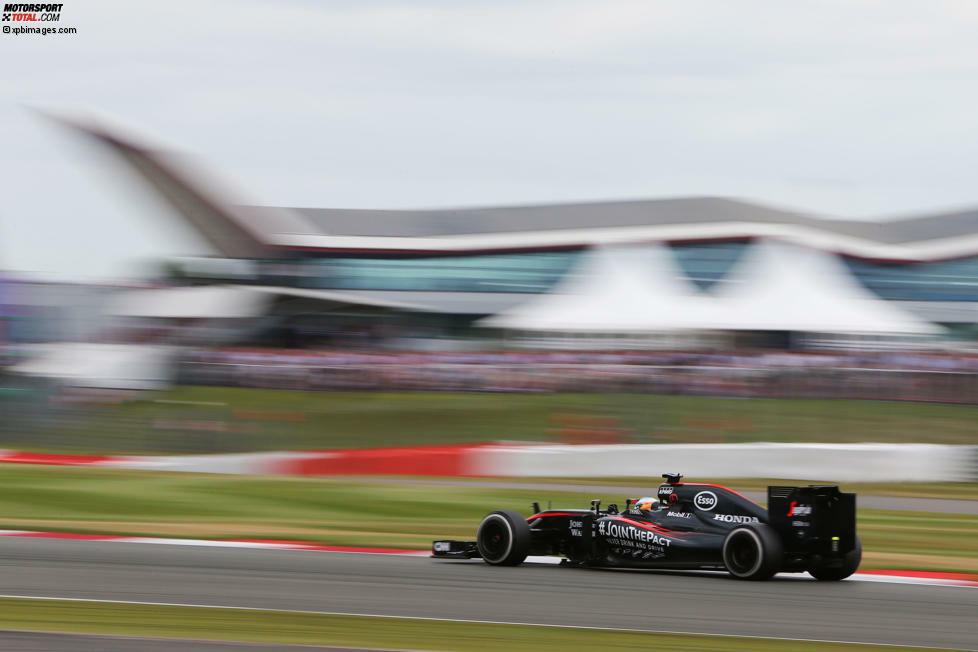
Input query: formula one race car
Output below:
<box><xmin>432</xmin><ymin>474</ymin><xmax>860</xmax><ymax>581</ymax></box>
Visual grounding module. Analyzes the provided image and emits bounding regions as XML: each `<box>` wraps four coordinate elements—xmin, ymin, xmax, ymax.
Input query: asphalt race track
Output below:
<box><xmin>0</xmin><ymin>631</ymin><xmax>369</xmax><ymax>651</ymax></box>
<box><xmin>0</xmin><ymin>539</ymin><xmax>975</xmax><ymax>650</ymax></box>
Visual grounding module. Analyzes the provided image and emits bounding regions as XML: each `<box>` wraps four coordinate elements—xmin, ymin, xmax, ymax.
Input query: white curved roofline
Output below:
<box><xmin>270</xmin><ymin>222</ymin><xmax>978</xmax><ymax>262</ymax></box>
<box><xmin>54</xmin><ymin>114</ymin><xmax>978</xmax><ymax>264</ymax></box>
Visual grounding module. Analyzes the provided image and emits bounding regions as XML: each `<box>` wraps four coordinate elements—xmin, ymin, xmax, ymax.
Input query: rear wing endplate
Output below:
<box><xmin>767</xmin><ymin>485</ymin><xmax>857</xmax><ymax>555</ymax></box>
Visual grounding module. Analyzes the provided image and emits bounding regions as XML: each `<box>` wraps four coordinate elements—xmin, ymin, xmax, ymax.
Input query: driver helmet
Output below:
<box><xmin>635</xmin><ymin>496</ymin><xmax>659</xmax><ymax>511</ymax></box>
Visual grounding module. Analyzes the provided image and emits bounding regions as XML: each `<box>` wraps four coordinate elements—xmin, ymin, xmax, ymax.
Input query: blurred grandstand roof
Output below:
<box><xmin>250</xmin><ymin>197</ymin><xmax>819</xmax><ymax>238</ymax></box>
<box><xmin>307</xmin><ymin>200</ymin><xmax>978</xmax><ymax>244</ymax></box>
<box><xmin>58</xmin><ymin>115</ymin><xmax>978</xmax><ymax>262</ymax></box>
<box><xmin>259</xmin><ymin>199</ymin><xmax>978</xmax><ymax>252</ymax></box>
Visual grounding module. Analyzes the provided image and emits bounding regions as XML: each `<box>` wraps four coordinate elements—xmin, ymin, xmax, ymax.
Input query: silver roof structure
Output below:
<box><xmin>258</xmin><ymin>199</ymin><xmax>978</xmax><ymax>254</ymax></box>
<box><xmin>58</xmin><ymin>115</ymin><xmax>978</xmax><ymax>262</ymax></box>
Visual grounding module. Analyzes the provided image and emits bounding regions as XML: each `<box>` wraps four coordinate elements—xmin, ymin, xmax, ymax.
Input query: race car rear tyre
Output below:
<box><xmin>722</xmin><ymin>524</ymin><xmax>783</xmax><ymax>580</ymax></box>
<box><xmin>477</xmin><ymin>510</ymin><xmax>531</xmax><ymax>566</ymax></box>
<box><xmin>809</xmin><ymin>535</ymin><xmax>862</xmax><ymax>581</ymax></box>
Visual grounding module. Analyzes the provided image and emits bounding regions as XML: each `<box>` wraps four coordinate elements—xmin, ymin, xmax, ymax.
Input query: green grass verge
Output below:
<box><xmin>0</xmin><ymin>465</ymin><xmax>974</xmax><ymax>572</ymax></box>
<box><xmin>3</xmin><ymin>387</ymin><xmax>977</xmax><ymax>454</ymax></box>
<box><xmin>0</xmin><ymin>598</ymin><xmax>954</xmax><ymax>651</ymax></box>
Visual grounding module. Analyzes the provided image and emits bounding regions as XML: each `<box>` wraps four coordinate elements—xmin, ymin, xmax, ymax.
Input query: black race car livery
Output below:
<box><xmin>433</xmin><ymin>474</ymin><xmax>860</xmax><ymax>581</ymax></box>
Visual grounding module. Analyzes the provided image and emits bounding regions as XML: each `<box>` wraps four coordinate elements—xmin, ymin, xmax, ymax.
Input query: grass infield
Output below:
<box><xmin>0</xmin><ymin>597</ymin><xmax>956</xmax><ymax>651</ymax></box>
<box><xmin>4</xmin><ymin>387</ymin><xmax>977</xmax><ymax>454</ymax></box>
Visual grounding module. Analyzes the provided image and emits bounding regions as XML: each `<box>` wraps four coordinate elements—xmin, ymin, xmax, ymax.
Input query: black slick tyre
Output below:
<box><xmin>722</xmin><ymin>524</ymin><xmax>783</xmax><ymax>580</ymax></box>
<box><xmin>809</xmin><ymin>535</ymin><xmax>862</xmax><ymax>581</ymax></box>
<box><xmin>476</xmin><ymin>510</ymin><xmax>531</xmax><ymax>566</ymax></box>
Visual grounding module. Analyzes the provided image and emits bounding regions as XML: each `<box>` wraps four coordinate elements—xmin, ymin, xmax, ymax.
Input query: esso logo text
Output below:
<box><xmin>693</xmin><ymin>491</ymin><xmax>718</xmax><ymax>511</ymax></box>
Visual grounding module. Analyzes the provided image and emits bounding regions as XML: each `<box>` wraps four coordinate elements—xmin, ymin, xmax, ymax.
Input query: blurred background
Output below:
<box><xmin>2</xmin><ymin>180</ymin><xmax>978</xmax><ymax>454</ymax></box>
<box><xmin>1</xmin><ymin>2</ymin><xmax>977</xmax><ymax>468</ymax></box>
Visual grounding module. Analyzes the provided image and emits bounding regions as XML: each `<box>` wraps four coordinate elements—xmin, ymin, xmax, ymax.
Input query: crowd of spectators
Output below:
<box><xmin>179</xmin><ymin>348</ymin><xmax>978</xmax><ymax>404</ymax></box>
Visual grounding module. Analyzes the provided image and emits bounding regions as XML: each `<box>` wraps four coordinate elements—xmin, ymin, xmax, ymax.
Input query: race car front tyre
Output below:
<box><xmin>722</xmin><ymin>524</ymin><xmax>783</xmax><ymax>580</ymax></box>
<box><xmin>476</xmin><ymin>510</ymin><xmax>531</xmax><ymax>566</ymax></box>
<box><xmin>809</xmin><ymin>535</ymin><xmax>862</xmax><ymax>581</ymax></box>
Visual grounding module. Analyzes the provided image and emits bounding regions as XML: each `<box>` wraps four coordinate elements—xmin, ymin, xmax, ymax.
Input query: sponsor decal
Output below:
<box><xmin>611</xmin><ymin>543</ymin><xmax>667</xmax><ymax>558</ymax></box>
<box><xmin>666</xmin><ymin>511</ymin><xmax>692</xmax><ymax>518</ymax></box>
<box><xmin>598</xmin><ymin>520</ymin><xmax>672</xmax><ymax>547</ymax></box>
<box><xmin>713</xmin><ymin>514</ymin><xmax>760</xmax><ymax>524</ymax></box>
<box><xmin>787</xmin><ymin>502</ymin><xmax>813</xmax><ymax>517</ymax></box>
<box><xmin>792</xmin><ymin>520</ymin><xmax>809</xmax><ymax>527</ymax></box>
<box><xmin>433</xmin><ymin>541</ymin><xmax>450</xmax><ymax>552</ymax></box>
<box><xmin>569</xmin><ymin>519</ymin><xmax>584</xmax><ymax>537</ymax></box>
<box><xmin>693</xmin><ymin>490</ymin><xmax>718</xmax><ymax>511</ymax></box>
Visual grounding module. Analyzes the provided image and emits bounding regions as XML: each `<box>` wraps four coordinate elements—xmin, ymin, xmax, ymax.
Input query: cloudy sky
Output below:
<box><xmin>3</xmin><ymin>0</ymin><xmax>978</xmax><ymax>279</ymax></box>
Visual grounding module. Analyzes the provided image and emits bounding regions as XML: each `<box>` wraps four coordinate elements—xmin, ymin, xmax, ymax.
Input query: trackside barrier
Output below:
<box><xmin>278</xmin><ymin>444</ymin><xmax>480</xmax><ymax>477</ymax></box>
<box><xmin>0</xmin><ymin>445</ymin><xmax>488</xmax><ymax>476</ymax></box>
<box><xmin>471</xmin><ymin>444</ymin><xmax>976</xmax><ymax>482</ymax></box>
<box><xmin>0</xmin><ymin>444</ymin><xmax>974</xmax><ymax>481</ymax></box>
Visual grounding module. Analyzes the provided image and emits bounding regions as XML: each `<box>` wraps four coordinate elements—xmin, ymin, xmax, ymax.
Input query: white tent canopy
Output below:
<box><xmin>478</xmin><ymin>241</ymin><xmax>941</xmax><ymax>336</ymax></box>
<box><xmin>477</xmin><ymin>244</ymin><xmax>722</xmax><ymax>332</ymax></box>
<box><xmin>710</xmin><ymin>241</ymin><xmax>942</xmax><ymax>335</ymax></box>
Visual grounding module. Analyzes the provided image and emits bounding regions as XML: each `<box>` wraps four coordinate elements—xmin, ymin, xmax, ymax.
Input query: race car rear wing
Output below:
<box><xmin>767</xmin><ymin>485</ymin><xmax>857</xmax><ymax>555</ymax></box>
